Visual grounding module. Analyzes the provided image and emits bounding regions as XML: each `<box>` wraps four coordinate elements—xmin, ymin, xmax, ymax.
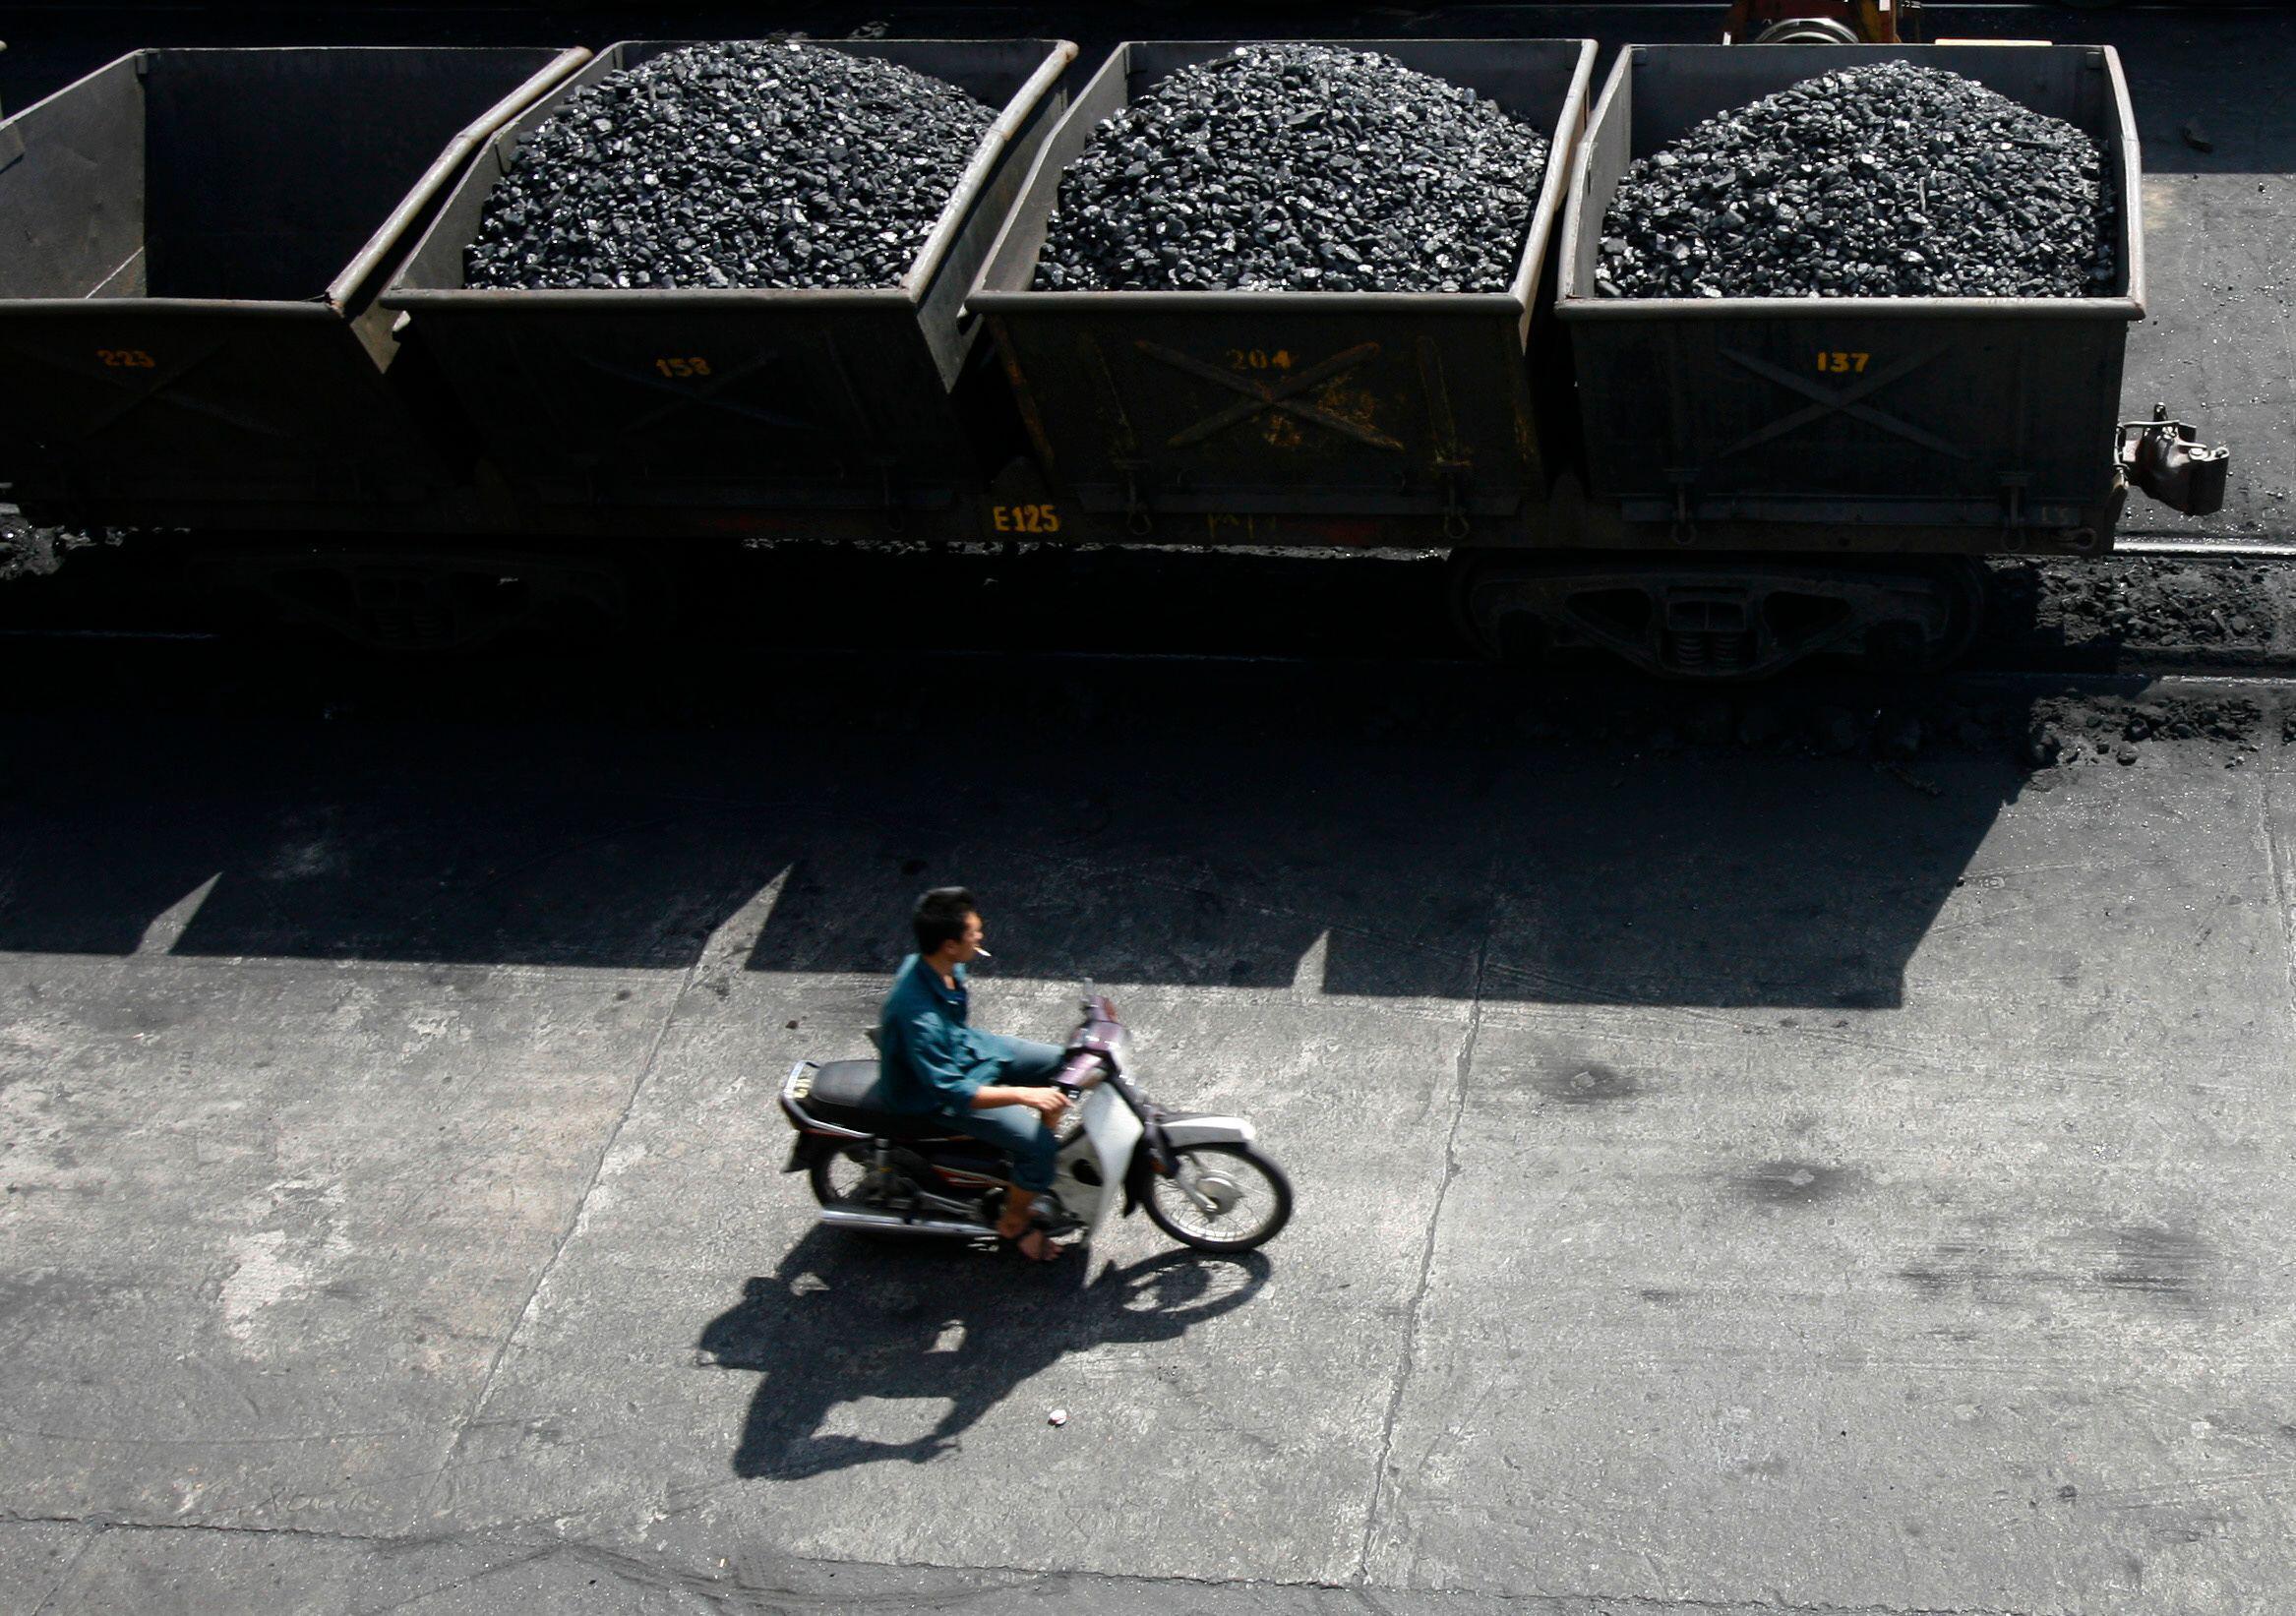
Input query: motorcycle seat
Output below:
<box><xmin>801</xmin><ymin>1059</ymin><xmax>968</xmax><ymax>1141</ymax></box>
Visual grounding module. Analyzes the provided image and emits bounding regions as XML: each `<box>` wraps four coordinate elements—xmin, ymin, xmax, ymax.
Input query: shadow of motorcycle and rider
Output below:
<box><xmin>695</xmin><ymin>1226</ymin><xmax>1270</xmax><ymax>1480</ymax></box>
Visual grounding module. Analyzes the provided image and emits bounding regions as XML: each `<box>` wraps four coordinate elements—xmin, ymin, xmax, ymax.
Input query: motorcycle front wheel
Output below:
<box><xmin>1143</xmin><ymin>1144</ymin><xmax>1294</xmax><ymax>1252</ymax></box>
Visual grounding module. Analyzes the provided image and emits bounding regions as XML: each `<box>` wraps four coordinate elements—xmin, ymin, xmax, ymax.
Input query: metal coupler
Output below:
<box><xmin>2120</xmin><ymin>403</ymin><xmax>2231</xmax><ymax>517</ymax></box>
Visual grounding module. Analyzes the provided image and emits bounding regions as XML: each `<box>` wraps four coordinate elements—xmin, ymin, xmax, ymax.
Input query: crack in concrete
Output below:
<box><xmin>555</xmin><ymin>1547</ymin><xmax>2032</xmax><ymax>1616</ymax></box>
<box><xmin>414</xmin><ymin>869</ymin><xmax>790</xmax><ymax>1521</ymax></box>
<box><xmin>26</xmin><ymin>1523</ymin><xmax>99</xmax><ymax>1616</ymax></box>
<box><xmin>1</xmin><ymin>1511</ymin><xmax>396</xmax><ymax>1544</ymax></box>
<box><xmin>2258</xmin><ymin>775</ymin><xmax>2296</xmax><ymax>1042</ymax></box>
<box><xmin>506</xmin><ymin>1538</ymin><xmax>1044</xmax><ymax>1613</ymax></box>
<box><xmin>0</xmin><ymin>1510</ymin><xmax>2046</xmax><ymax>1616</ymax></box>
<box><xmin>0</xmin><ymin>1423</ymin><xmax>410</xmax><ymax>1449</ymax></box>
<box><xmin>1352</xmin><ymin>930</ymin><xmax>1484</xmax><ymax>1586</ymax></box>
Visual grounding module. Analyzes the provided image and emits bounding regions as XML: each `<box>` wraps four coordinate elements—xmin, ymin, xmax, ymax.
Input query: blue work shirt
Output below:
<box><xmin>876</xmin><ymin>954</ymin><xmax>999</xmax><ymax>1117</ymax></box>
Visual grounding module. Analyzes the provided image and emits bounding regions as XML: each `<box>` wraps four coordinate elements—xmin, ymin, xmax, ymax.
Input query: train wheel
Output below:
<box><xmin>1450</xmin><ymin>551</ymin><xmax>1990</xmax><ymax>681</ymax></box>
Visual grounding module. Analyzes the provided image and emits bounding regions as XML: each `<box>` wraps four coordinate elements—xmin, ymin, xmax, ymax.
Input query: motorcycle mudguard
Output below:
<box><xmin>1123</xmin><ymin>1112</ymin><xmax>1254</xmax><ymax>1213</ymax></box>
<box><xmin>1157</xmin><ymin>1112</ymin><xmax>1255</xmax><ymax>1150</ymax></box>
<box><xmin>1052</xmin><ymin>1084</ymin><xmax>1142</xmax><ymax>1245</ymax></box>
<box><xmin>782</xmin><ymin>1134</ymin><xmax>816</xmax><ymax>1174</ymax></box>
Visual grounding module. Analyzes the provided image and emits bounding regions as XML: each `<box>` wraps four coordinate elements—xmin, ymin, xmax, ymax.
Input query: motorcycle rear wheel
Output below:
<box><xmin>808</xmin><ymin>1144</ymin><xmax>876</xmax><ymax>1207</ymax></box>
<box><xmin>1143</xmin><ymin>1144</ymin><xmax>1294</xmax><ymax>1252</ymax></box>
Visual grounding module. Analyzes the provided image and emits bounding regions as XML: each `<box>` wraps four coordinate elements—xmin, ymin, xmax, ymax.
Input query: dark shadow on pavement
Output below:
<box><xmin>738</xmin><ymin>681</ymin><xmax>2031</xmax><ymax>1010</ymax></box>
<box><xmin>696</xmin><ymin>1228</ymin><xmax>1268</xmax><ymax>1480</ymax></box>
<box><xmin>0</xmin><ymin>655</ymin><xmax>2036</xmax><ymax>1010</ymax></box>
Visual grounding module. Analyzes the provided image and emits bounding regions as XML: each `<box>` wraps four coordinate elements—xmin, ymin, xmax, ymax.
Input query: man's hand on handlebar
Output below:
<box><xmin>969</xmin><ymin>1084</ymin><xmax>1073</xmax><ymax>1120</ymax></box>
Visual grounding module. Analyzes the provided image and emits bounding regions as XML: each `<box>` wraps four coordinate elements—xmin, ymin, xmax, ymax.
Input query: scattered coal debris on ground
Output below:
<box><xmin>2024</xmin><ymin>693</ymin><xmax>2266</xmax><ymax>772</ymax></box>
<box><xmin>1596</xmin><ymin>61</ymin><xmax>2116</xmax><ymax>299</ymax></box>
<box><xmin>466</xmin><ymin>40</ymin><xmax>995</xmax><ymax>290</ymax></box>
<box><xmin>0</xmin><ymin>509</ymin><xmax>41</xmax><ymax>581</ymax></box>
<box><xmin>1499</xmin><ymin>687</ymin><xmax>2032</xmax><ymax>773</ymax></box>
<box><xmin>0</xmin><ymin>507</ymin><xmax>109</xmax><ymax>583</ymax></box>
<box><xmin>1982</xmin><ymin>557</ymin><xmax>2295</xmax><ymax>664</ymax></box>
<box><xmin>1470</xmin><ymin>683</ymin><xmax>2278</xmax><ymax>788</ymax></box>
<box><xmin>973</xmin><ymin>663</ymin><xmax>2278</xmax><ymax>787</ymax></box>
<box><xmin>1034</xmin><ymin>44</ymin><xmax>1550</xmax><ymax>292</ymax></box>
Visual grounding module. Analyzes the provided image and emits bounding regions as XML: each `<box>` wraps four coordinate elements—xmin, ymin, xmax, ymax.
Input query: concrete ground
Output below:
<box><xmin>2</xmin><ymin>661</ymin><xmax>2294</xmax><ymax>1615</ymax></box>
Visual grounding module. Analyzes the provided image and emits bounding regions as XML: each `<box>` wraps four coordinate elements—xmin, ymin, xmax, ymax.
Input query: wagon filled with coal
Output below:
<box><xmin>969</xmin><ymin>39</ymin><xmax>1597</xmax><ymax>539</ymax></box>
<box><xmin>384</xmin><ymin>37</ymin><xmax>1074</xmax><ymax>521</ymax></box>
<box><xmin>1555</xmin><ymin>44</ymin><xmax>2184</xmax><ymax>553</ymax></box>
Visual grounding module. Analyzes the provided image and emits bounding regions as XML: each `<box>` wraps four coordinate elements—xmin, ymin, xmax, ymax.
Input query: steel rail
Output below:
<box><xmin>10</xmin><ymin>627</ymin><xmax>2296</xmax><ymax>704</ymax></box>
<box><xmin>2112</xmin><ymin>538</ymin><xmax>2296</xmax><ymax>562</ymax></box>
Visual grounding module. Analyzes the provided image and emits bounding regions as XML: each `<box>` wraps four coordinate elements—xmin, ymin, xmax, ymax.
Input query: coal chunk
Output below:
<box><xmin>1595</xmin><ymin>61</ymin><xmax>2116</xmax><ymax>300</ymax></box>
<box><xmin>465</xmin><ymin>41</ymin><xmax>996</xmax><ymax>291</ymax></box>
<box><xmin>1033</xmin><ymin>45</ymin><xmax>1550</xmax><ymax>293</ymax></box>
<box><xmin>0</xmin><ymin>505</ymin><xmax>107</xmax><ymax>583</ymax></box>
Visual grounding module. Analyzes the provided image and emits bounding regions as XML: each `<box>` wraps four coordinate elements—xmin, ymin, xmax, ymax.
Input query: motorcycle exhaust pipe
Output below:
<box><xmin>819</xmin><ymin>1205</ymin><xmax>986</xmax><ymax>1240</ymax></box>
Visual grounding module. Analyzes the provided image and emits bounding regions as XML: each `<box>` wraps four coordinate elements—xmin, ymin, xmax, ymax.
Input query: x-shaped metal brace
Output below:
<box><xmin>1137</xmin><ymin>339</ymin><xmax>1402</xmax><ymax>452</ymax></box>
<box><xmin>3</xmin><ymin>336</ymin><xmax>300</xmax><ymax>445</ymax></box>
<box><xmin>1719</xmin><ymin>344</ymin><xmax>1970</xmax><ymax>462</ymax></box>
<box><xmin>578</xmin><ymin>346</ymin><xmax>815</xmax><ymax>437</ymax></box>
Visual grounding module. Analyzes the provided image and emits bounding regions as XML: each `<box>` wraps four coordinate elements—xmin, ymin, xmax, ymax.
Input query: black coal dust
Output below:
<box><xmin>1596</xmin><ymin>61</ymin><xmax>2116</xmax><ymax>300</ymax></box>
<box><xmin>466</xmin><ymin>41</ymin><xmax>996</xmax><ymax>291</ymax></box>
<box><xmin>1035</xmin><ymin>45</ymin><xmax>1551</xmax><ymax>293</ymax></box>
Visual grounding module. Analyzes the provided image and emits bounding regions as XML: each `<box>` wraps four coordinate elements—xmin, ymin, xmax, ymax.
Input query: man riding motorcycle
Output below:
<box><xmin>876</xmin><ymin>887</ymin><xmax>1071</xmax><ymax>1261</ymax></box>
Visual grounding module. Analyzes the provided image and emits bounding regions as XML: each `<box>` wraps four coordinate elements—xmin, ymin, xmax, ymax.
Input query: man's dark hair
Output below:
<box><xmin>913</xmin><ymin>887</ymin><xmax>978</xmax><ymax>954</ymax></box>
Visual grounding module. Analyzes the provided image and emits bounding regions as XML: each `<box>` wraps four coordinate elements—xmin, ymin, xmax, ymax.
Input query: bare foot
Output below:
<box><xmin>1002</xmin><ymin>1226</ymin><xmax>1061</xmax><ymax>1262</ymax></box>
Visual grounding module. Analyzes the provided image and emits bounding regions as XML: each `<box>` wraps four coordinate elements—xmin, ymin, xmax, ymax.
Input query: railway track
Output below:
<box><xmin>2112</xmin><ymin>539</ymin><xmax>2296</xmax><ymax>561</ymax></box>
<box><xmin>3</xmin><ymin>609</ymin><xmax>2290</xmax><ymax>804</ymax></box>
<box><xmin>6</xmin><ymin>527</ymin><xmax>2296</xmax><ymax>674</ymax></box>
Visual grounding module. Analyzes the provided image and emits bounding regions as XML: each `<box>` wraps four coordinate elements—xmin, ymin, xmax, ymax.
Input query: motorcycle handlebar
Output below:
<box><xmin>1055</xmin><ymin>1051</ymin><xmax>1105</xmax><ymax>1092</ymax></box>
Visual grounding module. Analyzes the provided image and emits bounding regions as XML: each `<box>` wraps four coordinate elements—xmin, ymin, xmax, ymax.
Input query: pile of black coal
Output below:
<box><xmin>465</xmin><ymin>41</ymin><xmax>995</xmax><ymax>290</ymax></box>
<box><xmin>1034</xmin><ymin>45</ymin><xmax>1550</xmax><ymax>292</ymax></box>
<box><xmin>1990</xmin><ymin>557</ymin><xmax>2282</xmax><ymax>657</ymax></box>
<box><xmin>2024</xmin><ymin>695</ymin><xmax>2264</xmax><ymax>770</ymax></box>
<box><xmin>0</xmin><ymin>508</ymin><xmax>46</xmax><ymax>582</ymax></box>
<box><xmin>0</xmin><ymin>507</ymin><xmax>111</xmax><ymax>583</ymax></box>
<box><xmin>1596</xmin><ymin>61</ymin><xmax>2115</xmax><ymax>299</ymax></box>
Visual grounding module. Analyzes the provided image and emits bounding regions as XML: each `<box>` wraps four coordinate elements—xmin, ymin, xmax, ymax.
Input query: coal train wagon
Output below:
<box><xmin>0</xmin><ymin>33</ymin><xmax>2229</xmax><ymax>675</ymax></box>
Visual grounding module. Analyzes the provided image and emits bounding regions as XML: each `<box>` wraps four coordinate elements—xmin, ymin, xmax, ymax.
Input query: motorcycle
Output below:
<box><xmin>780</xmin><ymin>994</ymin><xmax>1292</xmax><ymax>1253</ymax></box>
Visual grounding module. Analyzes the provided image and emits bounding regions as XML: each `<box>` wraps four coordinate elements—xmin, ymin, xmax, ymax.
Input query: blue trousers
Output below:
<box><xmin>945</xmin><ymin>1033</ymin><xmax>1065</xmax><ymax>1191</ymax></box>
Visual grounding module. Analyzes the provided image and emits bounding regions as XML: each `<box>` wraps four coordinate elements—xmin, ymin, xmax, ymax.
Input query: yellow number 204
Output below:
<box><xmin>1817</xmin><ymin>351</ymin><xmax>1871</xmax><ymax>375</ymax></box>
<box><xmin>97</xmin><ymin>348</ymin><xmax>156</xmax><ymax>369</ymax></box>
<box><xmin>991</xmin><ymin>504</ymin><xmax>1061</xmax><ymax>535</ymax></box>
